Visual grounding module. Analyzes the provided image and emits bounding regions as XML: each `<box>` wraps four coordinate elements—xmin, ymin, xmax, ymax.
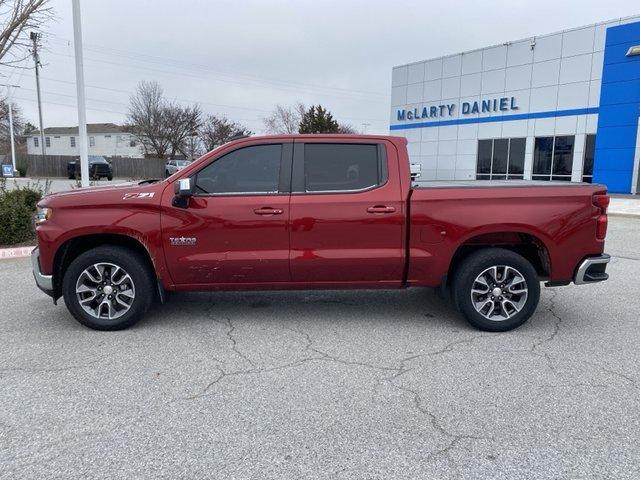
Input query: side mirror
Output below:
<box><xmin>172</xmin><ymin>177</ymin><xmax>195</xmax><ymax>209</ymax></box>
<box><xmin>174</xmin><ymin>177</ymin><xmax>195</xmax><ymax>197</ymax></box>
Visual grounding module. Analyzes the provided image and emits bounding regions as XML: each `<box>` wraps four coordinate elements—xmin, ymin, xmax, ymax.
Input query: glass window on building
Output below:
<box><xmin>45</xmin><ymin>137</ymin><xmax>51</xmax><ymax>147</ymax></box>
<box><xmin>533</xmin><ymin>136</ymin><xmax>575</xmax><ymax>181</ymax></box>
<box><xmin>70</xmin><ymin>136</ymin><xmax>76</xmax><ymax>148</ymax></box>
<box><xmin>582</xmin><ymin>134</ymin><xmax>595</xmax><ymax>183</ymax></box>
<box><xmin>508</xmin><ymin>138</ymin><xmax>525</xmax><ymax>179</ymax></box>
<box><xmin>89</xmin><ymin>136</ymin><xmax>95</xmax><ymax>147</ymax></box>
<box><xmin>33</xmin><ymin>137</ymin><xmax>39</xmax><ymax>147</ymax></box>
<box><xmin>476</xmin><ymin>140</ymin><xmax>492</xmax><ymax>180</ymax></box>
<box><xmin>476</xmin><ymin>138</ymin><xmax>525</xmax><ymax>180</ymax></box>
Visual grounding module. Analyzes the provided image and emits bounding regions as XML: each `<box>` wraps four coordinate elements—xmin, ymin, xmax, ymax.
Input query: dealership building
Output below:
<box><xmin>390</xmin><ymin>16</ymin><xmax>640</xmax><ymax>193</ymax></box>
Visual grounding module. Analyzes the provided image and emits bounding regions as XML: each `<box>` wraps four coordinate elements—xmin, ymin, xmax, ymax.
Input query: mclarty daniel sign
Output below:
<box><xmin>397</xmin><ymin>96</ymin><xmax>518</xmax><ymax>122</ymax></box>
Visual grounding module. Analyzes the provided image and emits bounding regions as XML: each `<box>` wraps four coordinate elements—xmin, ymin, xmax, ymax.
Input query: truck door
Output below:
<box><xmin>161</xmin><ymin>141</ymin><xmax>292</xmax><ymax>286</ymax></box>
<box><xmin>289</xmin><ymin>139</ymin><xmax>405</xmax><ymax>286</ymax></box>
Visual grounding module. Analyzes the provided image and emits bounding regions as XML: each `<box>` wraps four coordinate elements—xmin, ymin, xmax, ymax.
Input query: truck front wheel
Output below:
<box><xmin>452</xmin><ymin>248</ymin><xmax>540</xmax><ymax>332</ymax></box>
<box><xmin>62</xmin><ymin>246</ymin><xmax>155</xmax><ymax>330</ymax></box>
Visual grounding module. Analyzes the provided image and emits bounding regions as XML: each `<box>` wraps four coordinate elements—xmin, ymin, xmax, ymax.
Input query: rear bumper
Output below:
<box><xmin>31</xmin><ymin>247</ymin><xmax>54</xmax><ymax>296</ymax></box>
<box><xmin>574</xmin><ymin>254</ymin><xmax>610</xmax><ymax>285</ymax></box>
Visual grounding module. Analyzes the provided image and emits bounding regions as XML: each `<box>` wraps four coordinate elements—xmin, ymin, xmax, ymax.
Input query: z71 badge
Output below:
<box><xmin>122</xmin><ymin>192</ymin><xmax>155</xmax><ymax>200</ymax></box>
<box><xmin>170</xmin><ymin>236</ymin><xmax>197</xmax><ymax>246</ymax></box>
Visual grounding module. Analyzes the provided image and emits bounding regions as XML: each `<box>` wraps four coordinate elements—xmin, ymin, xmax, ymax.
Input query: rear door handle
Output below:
<box><xmin>367</xmin><ymin>205</ymin><xmax>396</xmax><ymax>214</ymax></box>
<box><xmin>254</xmin><ymin>207</ymin><xmax>284</xmax><ymax>215</ymax></box>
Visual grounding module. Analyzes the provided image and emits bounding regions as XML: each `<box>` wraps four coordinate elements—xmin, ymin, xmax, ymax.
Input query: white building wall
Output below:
<box><xmin>390</xmin><ymin>15</ymin><xmax>640</xmax><ymax>181</ymax></box>
<box><xmin>27</xmin><ymin>133</ymin><xmax>144</xmax><ymax>157</ymax></box>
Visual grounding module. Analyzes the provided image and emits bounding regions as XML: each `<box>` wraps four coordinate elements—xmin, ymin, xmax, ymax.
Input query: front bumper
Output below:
<box><xmin>31</xmin><ymin>247</ymin><xmax>54</xmax><ymax>296</ymax></box>
<box><xmin>574</xmin><ymin>254</ymin><xmax>610</xmax><ymax>285</ymax></box>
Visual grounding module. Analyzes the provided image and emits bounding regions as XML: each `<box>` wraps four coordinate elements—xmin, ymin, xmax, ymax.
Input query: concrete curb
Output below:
<box><xmin>0</xmin><ymin>246</ymin><xmax>34</xmax><ymax>260</ymax></box>
<box><xmin>609</xmin><ymin>212</ymin><xmax>640</xmax><ymax>219</ymax></box>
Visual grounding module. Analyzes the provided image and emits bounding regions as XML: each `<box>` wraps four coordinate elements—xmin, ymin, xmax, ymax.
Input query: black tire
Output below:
<box><xmin>107</xmin><ymin>176</ymin><xmax>113</xmax><ymax>181</ymax></box>
<box><xmin>452</xmin><ymin>248</ymin><xmax>540</xmax><ymax>332</ymax></box>
<box><xmin>165</xmin><ymin>170</ymin><xmax>170</xmax><ymax>178</ymax></box>
<box><xmin>68</xmin><ymin>174</ymin><xmax>74</xmax><ymax>179</ymax></box>
<box><xmin>62</xmin><ymin>246</ymin><xmax>155</xmax><ymax>331</ymax></box>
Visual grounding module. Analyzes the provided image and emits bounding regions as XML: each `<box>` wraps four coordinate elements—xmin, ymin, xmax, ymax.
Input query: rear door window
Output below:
<box><xmin>303</xmin><ymin>143</ymin><xmax>382</xmax><ymax>192</ymax></box>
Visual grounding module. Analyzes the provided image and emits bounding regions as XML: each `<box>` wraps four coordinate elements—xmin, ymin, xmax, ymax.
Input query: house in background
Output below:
<box><xmin>27</xmin><ymin>123</ymin><xmax>144</xmax><ymax>158</ymax></box>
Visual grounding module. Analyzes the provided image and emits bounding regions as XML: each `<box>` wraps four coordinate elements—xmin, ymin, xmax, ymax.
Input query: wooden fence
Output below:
<box><xmin>16</xmin><ymin>154</ymin><xmax>167</xmax><ymax>179</ymax></box>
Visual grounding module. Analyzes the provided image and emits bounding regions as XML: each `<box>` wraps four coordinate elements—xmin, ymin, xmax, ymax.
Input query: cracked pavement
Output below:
<box><xmin>1</xmin><ymin>217</ymin><xmax>639</xmax><ymax>479</ymax></box>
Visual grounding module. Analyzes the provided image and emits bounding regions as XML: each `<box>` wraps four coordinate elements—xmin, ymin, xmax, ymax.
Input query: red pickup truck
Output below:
<box><xmin>32</xmin><ymin>134</ymin><xmax>610</xmax><ymax>332</ymax></box>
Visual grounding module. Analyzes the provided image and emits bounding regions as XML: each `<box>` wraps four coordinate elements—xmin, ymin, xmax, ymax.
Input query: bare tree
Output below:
<box><xmin>182</xmin><ymin>134</ymin><xmax>204</xmax><ymax>160</ymax></box>
<box><xmin>200</xmin><ymin>115</ymin><xmax>252</xmax><ymax>151</ymax></box>
<box><xmin>263</xmin><ymin>102</ymin><xmax>306</xmax><ymax>134</ymax></box>
<box><xmin>0</xmin><ymin>97</ymin><xmax>25</xmax><ymax>154</ymax></box>
<box><xmin>127</xmin><ymin>81</ymin><xmax>172</xmax><ymax>158</ymax></box>
<box><xmin>0</xmin><ymin>0</ymin><xmax>53</xmax><ymax>65</ymax></box>
<box><xmin>164</xmin><ymin>102</ymin><xmax>201</xmax><ymax>158</ymax></box>
<box><xmin>337</xmin><ymin>124</ymin><xmax>357</xmax><ymax>134</ymax></box>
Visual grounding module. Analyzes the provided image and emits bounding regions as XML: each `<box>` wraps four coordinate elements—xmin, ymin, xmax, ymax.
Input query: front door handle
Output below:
<box><xmin>366</xmin><ymin>205</ymin><xmax>396</xmax><ymax>214</ymax></box>
<box><xmin>254</xmin><ymin>207</ymin><xmax>284</xmax><ymax>215</ymax></box>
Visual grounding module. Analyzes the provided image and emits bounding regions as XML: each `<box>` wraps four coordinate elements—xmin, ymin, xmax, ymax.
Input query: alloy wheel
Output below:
<box><xmin>75</xmin><ymin>263</ymin><xmax>136</xmax><ymax>320</ymax></box>
<box><xmin>470</xmin><ymin>265</ymin><xmax>528</xmax><ymax>321</ymax></box>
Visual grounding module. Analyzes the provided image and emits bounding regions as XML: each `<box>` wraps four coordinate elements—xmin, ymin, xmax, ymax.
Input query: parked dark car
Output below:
<box><xmin>67</xmin><ymin>156</ymin><xmax>113</xmax><ymax>180</ymax></box>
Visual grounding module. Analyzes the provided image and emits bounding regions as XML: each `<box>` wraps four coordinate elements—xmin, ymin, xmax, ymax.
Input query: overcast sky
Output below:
<box><xmin>1</xmin><ymin>0</ymin><xmax>638</xmax><ymax>135</ymax></box>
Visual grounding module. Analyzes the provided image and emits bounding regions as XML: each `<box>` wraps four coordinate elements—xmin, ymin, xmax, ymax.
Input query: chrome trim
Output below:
<box><xmin>193</xmin><ymin>190</ymin><xmax>280</xmax><ymax>197</ymax></box>
<box><xmin>574</xmin><ymin>254</ymin><xmax>610</xmax><ymax>285</ymax></box>
<box><xmin>31</xmin><ymin>248</ymin><xmax>53</xmax><ymax>292</ymax></box>
<box><xmin>305</xmin><ymin>183</ymin><xmax>378</xmax><ymax>194</ymax></box>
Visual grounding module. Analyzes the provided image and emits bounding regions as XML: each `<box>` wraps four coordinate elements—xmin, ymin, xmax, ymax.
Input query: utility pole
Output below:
<box><xmin>2</xmin><ymin>84</ymin><xmax>20</xmax><ymax>174</ymax></box>
<box><xmin>361</xmin><ymin>123</ymin><xmax>371</xmax><ymax>134</ymax></box>
<box><xmin>30</xmin><ymin>31</ymin><xmax>46</xmax><ymax>159</ymax></box>
<box><xmin>71</xmin><ymin>0</ymin><xmax>89</xmax><ymax>187</ymax></box>
<box><xmin>0</xmin><ymin>83</ymin><xmax>20</xmax><ymax>174</ymax></box>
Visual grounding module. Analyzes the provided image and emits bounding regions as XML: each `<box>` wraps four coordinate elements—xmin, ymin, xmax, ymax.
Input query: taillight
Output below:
<box><xmin>593</xmin><ymin>194</ymin><xmax>609</xmax><ymax>212</ymax></box>
<box><xmin>593</xmin><ymin>193</ymin><xmax>609</xmax><ymax>240</ymax></box>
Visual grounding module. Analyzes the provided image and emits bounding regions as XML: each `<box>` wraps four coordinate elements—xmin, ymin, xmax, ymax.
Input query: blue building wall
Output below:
<box><xmin>593</xmin><ymin>22</ymin><xmax>640</xmax><ymax>193</ymax></box>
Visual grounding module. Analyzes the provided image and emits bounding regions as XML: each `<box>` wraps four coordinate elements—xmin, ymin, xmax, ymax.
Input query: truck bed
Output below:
<box><xmin>407</xmin><ymin>180</ymin><xmax>606</xmax><ymax>287</ymax></box>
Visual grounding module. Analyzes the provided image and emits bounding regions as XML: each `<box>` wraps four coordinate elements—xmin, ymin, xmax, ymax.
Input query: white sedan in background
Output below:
<box><xmin>165</xmin><ymin>159</ymin><xmax>192</xmax><ymax>177</ymax></box>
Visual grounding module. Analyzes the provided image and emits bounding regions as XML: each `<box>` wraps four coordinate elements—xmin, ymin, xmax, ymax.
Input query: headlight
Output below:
<box><xmin>35</xmin><ymin>207</ymin><xmax>52</xmax><ymax>224</ymax></box>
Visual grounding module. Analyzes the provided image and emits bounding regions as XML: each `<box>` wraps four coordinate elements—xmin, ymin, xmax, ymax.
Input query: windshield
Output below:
<box><xmin>176</xmin><ymin>160</ymin><xmax>190</xmax><ymax>167</ymax></box>
<box><xmin>88</xmin><ymin>156</ymin><xmax>108</xmax><ymax>164</ymax></box>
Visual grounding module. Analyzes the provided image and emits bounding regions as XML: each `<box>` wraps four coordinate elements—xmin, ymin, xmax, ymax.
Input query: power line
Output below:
<box><xmin>1</xmin><ymin>70</ymin><xmax>388</xmax><ymax>125</ymax></box>
<box><xmin>12</xmin><ymin>92</ymin><xmax>259</xmax><ymax>124</ymax></box>
<box><xmin>35</xmin><ymin>75</ymin><xmax>274</xmax><ymax>113</ymax></box>
<box><xmin>13</xmin><ymin>95</ymin><xmax>127</xmax><ymax>116</ymax></box>
<box><xmin>45</xmin><ymin>33</ymin><xmax>388</xmax><ymax>99</ymax></box>
<box><xmin>44</xmin><ymin>48</ymin><xmax>386</xmax><ymax>103</ymax></box>
<box><xmin>3</xmin><ymin>43</ymin><xmax>390</xmax><ymax>127</ymax></box>
<box><xmin>12</xmin><ymin>95</ymin><xmax>271</xmax><ymax>135</ymax></box>
<box><xmin>49</xmin><ymin>52</ymin><xmax>387</xmax><ymax>103</ymax></box>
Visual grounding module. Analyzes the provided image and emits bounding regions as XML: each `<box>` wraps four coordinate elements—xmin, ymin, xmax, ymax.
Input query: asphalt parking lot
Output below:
<box><xmin>1</xmin><ymin>217</ymin><xmax>639</xmax><ymax>479</ymax></box>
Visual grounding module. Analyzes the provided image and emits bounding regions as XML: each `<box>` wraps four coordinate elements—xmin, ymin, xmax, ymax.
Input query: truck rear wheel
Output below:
<box><xmin>452</xmin><ymin>248</ymin><xmax>540</xmax><ymax>332</ymax></box>
<box><xmin>62</xmin><ymin>246</ymin><xmax>155</xmax><ymax>331</ymax></box>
